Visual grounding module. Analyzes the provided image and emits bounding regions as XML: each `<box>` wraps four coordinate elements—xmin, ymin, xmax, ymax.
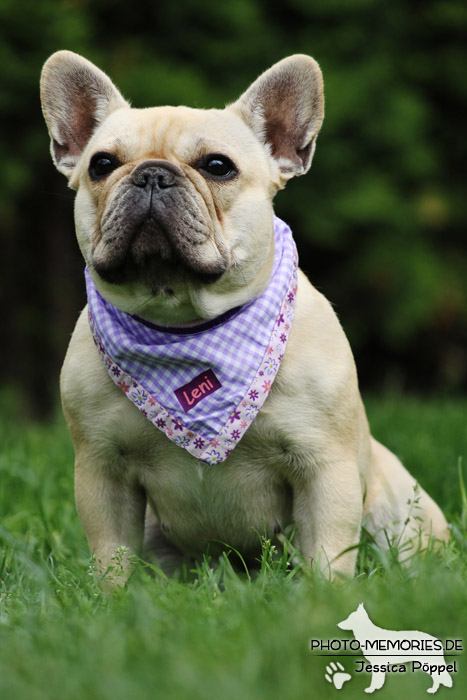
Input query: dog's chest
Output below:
<box><xmin>120</xmin><ymin>403</ymin><xmax>300</xmax><ymax>556</ymax></box>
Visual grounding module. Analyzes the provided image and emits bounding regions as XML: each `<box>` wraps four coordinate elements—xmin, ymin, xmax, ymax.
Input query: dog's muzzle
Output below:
<box><xmin>90</xmin><ymin>159</ymin><xmax>229</xmax><ymax>288</ymax></box>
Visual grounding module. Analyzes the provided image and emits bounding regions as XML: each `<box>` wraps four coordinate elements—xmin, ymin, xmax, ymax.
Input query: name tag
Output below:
<box><xmin>174</xmin><ymin>369</ymin><xmax>222</xmax><ymax>412</ymax></box>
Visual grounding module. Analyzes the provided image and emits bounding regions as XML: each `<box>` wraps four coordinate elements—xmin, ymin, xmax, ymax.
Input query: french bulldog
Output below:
<box><xmin>40</xmin><ymin>50</ymin><xmax>449</xmax><ymax>582</ymax></box>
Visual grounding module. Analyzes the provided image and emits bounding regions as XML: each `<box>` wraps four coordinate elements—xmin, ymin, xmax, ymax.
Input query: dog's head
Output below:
<box><xmin>337</xmin><ymin>603</ymin><xmax>368</xmax><ymax>631</ymax></box>
<box><xmin>41</xmin><ymin>51</ymin><xmax>323</xmax><ymax>324</ymax></box>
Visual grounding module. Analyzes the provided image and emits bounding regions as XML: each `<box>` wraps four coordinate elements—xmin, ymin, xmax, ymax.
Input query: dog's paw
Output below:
<box><xmin>325</xmin><ymin>661</ymin><xmax>351</xmax><ymax>689</ymax></box>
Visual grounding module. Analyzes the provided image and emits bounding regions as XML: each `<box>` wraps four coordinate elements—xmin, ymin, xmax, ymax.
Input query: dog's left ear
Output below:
<box><xmin>230</xmin><ymin>54</ymin><xmax>324</xmax><ymax>185</ymax></box>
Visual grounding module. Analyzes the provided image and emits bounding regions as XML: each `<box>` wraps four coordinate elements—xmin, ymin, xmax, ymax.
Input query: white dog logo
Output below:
<box><xmin>337</xmin><ymin>603</ymin><xmax>453</xmax><ymax>694</ymax></box>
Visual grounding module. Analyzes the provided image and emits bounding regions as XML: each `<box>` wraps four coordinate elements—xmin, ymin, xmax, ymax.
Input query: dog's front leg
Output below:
<box><xmin>291</xmin><ymin>459</ymin><xmax>363</xmax><ymax>579</ymax></box>
<box><xmin>364</xmin><ymin>670</ymin><xmax>386</xmax><ymax>693</ymax></box>
<box><xmin>74</xmin><ymin>451</ymin><xmax>146</xmax><ymax>587</ymax></box>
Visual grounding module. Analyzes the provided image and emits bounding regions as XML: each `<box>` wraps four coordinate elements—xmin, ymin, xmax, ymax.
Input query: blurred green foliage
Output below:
<box><xmin>1</xmin><ymin>0</ymin><xmax>466</xmax><ymax>412</ymax></box>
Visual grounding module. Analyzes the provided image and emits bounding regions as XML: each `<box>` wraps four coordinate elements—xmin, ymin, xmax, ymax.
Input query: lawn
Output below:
<box><xmin>0</xmin><ymin>392</ymin><xmax>465</xmax><ymax>699</ymax></box>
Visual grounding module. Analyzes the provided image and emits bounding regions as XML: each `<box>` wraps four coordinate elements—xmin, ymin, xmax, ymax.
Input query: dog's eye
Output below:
<box><xmin>199</xmin><ymin>154</ymin><xmax>237</xmax><ymax>180</ymax></box>
<box><xmin>89</xmin><ymin>152</ymin><xmax>120</xmax><ymax>181</ymax></box>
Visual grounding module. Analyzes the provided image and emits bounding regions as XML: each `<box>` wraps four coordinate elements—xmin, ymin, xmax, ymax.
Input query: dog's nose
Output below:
<box><xmin>133</xmin><ymin>168</ymin><xmax>175</xmax><ymax>190</ymax></box>
<box><xmin>131</xmin><ymin>160</ymin><xmax>183</xmax><ymax>190</ymax></box>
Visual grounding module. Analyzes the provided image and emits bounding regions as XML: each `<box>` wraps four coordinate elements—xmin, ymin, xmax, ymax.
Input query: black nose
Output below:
<box><xmin>131</xmin><ymin>160</ymin><xmax>183</xmax><ymax>190</ymax></box>
<box><xmin>133</xmin><ymin>168</ymin><xmax>175</xmax><ymax>189</ymax></box>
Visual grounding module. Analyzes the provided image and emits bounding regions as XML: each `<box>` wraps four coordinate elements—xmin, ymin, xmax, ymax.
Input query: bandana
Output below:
<box><xmin>86</xmin><ymin>216</ymin><xmax>298</xmax><ymax>464</ymax></box>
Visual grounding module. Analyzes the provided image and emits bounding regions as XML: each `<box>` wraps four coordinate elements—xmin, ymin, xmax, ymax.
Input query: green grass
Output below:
<box><xmin>0</xmin><ymin>392</ymin><xmax>466</xmax><ymax>699</ymax></box>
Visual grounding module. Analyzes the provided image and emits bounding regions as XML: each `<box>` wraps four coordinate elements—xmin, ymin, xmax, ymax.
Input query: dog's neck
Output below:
<box><xmin>88</xmin><ymin>229</ymin><xmax>276</xmax><ymax>328</ymax></box>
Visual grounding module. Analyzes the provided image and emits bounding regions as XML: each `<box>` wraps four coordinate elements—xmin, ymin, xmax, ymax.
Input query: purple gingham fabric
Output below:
<box><xmin>86</xmin><ymin>216</ymin><xmax>298</xmax><ymax>464</ymax></box>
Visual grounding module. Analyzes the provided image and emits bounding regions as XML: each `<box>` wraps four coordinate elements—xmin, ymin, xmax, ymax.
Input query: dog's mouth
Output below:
<box><xmin>92</xmin><ymin>216</ymin><xmax>227</xmax><ymax>292</ymax></box>
<box><xmin>90</xmin><ymin>160</ymin><xmax>230</xmax><ymax>292</ymax></box>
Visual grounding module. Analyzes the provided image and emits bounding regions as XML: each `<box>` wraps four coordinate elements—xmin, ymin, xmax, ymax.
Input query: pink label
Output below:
<box><xmin>174</xmin><ymin>369</ymin><xmax>222</xmax><ymax>412</ymax></box>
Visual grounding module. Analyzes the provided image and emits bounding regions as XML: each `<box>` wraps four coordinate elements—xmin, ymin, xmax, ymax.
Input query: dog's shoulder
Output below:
<box><xmin>277</xmin><ymin>268</ymin><xmax>359</xmax><ymax>402</ymax></box>
<box><xmin>60</xmin><ymin>306</ymin><xmax>105</xmax><ymax>402</ymax></box>
<box><xmin>251</xmin><ymin>269</ymin><xmax>365</xmax><ymax>465</ymax></box>
<box><xmin>60</xmin><ymin>307</ymin><xmax>142</xmax><ymax>443</ymax></box>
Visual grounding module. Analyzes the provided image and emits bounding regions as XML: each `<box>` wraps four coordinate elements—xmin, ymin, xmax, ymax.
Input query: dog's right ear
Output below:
<box><xmin>40</xmin><ymin>51</ymin><xmax>129</xmax><ymax>180</ymax></box>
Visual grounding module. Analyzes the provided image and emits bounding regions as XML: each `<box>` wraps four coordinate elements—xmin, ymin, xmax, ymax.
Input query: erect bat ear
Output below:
<box><xmin>40</xmin><ymin>50</ymin><xmax>129</xmax><ymax>180</ymax></box>
<box><xmin>230</xmin><ymin>54</ymin><xmax>324</xmax><ymax>186</ymax></box>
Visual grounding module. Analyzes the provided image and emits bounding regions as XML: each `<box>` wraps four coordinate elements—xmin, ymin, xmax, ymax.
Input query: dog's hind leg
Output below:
<box><xmin>365</xmin><ymin>670</ymin><xmax>386</xmax><ymax>694</ymax></box>
<box><xmin>427</xmin><ymin>668</ymin><xmax>453</xmax><ymax>693</ymax></box>
<box><xmin>362</xmin><ymin>438</ymin><xmax>449</xmax><ymax>553</ymax></box>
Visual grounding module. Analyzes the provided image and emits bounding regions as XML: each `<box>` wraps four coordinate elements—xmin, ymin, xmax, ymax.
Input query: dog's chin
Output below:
<box><xmin>91</xmin><ymin>254</ymin><xmax>226</xmax><ymax>296</ymax></box>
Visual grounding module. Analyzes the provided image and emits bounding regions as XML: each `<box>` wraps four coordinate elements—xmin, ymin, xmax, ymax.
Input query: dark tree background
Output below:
<box><xmin>1</xmin><ymin>0</ymin><xmax>466</xmax><ymax>416</ymax></box>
